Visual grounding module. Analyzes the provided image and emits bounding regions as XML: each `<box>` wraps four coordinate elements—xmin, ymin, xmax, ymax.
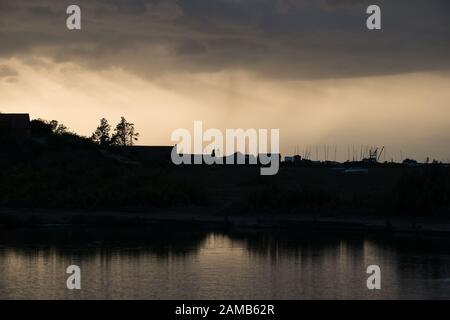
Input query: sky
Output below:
<box><xmin>1</xmin><ymin>0</ymin><xmax>450</xmax><ymax>161</ymax></box>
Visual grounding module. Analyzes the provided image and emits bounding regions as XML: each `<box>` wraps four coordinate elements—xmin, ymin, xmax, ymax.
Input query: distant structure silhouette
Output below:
<box><xmin>0</xmin><ymin>113</ymin><xmax>30</xmax><ymax>144</ymax></box>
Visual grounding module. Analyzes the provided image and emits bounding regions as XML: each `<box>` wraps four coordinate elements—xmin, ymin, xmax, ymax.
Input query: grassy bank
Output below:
<box><xmin>1</xmin><ymin>126</ymin><xmax>449</xmax><ymax>219</ymax></box>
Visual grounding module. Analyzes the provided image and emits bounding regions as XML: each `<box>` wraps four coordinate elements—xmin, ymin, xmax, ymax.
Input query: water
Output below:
<box><xmin>1</xmin><ymin>226</ymin><xmax>450</xmax><ymax>299</ymax></box>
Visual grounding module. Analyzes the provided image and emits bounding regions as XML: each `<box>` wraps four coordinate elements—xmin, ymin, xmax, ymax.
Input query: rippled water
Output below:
<box><xmin>1</xmin><ymin>227</ymin><xmax>450</xmax><ymax>299</ymax></box>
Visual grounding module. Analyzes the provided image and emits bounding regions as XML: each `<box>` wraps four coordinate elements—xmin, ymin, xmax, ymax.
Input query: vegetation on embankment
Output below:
<box><xmin>0</xmin><ymin>119</ymin><xmax>206</xmax><ymax>210</ymax></box>
<box><xmin>0</xmin><ymin>118</ymin><xmax>449</xmax><ymax>219</ymax></box>
<box><xmin>239</xmin><ymin>165</ymin><xmax>450</xmax><ymax>217</ymax></box>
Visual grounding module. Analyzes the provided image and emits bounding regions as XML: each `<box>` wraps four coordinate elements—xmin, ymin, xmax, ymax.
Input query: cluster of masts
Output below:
<box><xmin>291</xmin><ymin>145</ymin><xmax>391</xmax><ymax>163</ymax></box>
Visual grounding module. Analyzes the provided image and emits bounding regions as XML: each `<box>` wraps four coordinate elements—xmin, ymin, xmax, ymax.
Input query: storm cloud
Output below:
<box><xmin>1</xmin><ymin>1</ymin><xmax>450</xmax><ymax>161</ymax></box>
<box><xmin>1</xmin><ymin>0</ymin><xmax>450</xmax><ymax>79</ymax></box>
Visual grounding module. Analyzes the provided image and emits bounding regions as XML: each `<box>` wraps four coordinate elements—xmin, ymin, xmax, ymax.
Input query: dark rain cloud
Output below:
<box><xmin>0</xmin><ymin>0</ymin><xmax>449</xmax><ymax>79</ymax></box>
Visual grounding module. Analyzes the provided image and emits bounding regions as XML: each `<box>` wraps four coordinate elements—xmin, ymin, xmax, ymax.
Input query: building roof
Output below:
<box><xmin>0</xmin><ymin>113</ymin><xmax>31</xmax><ymax>143</ymax></box>
<box><xmin>0</xmin><ymin>113</ymin><xmax>30</xmax><ymax>128</ymax></box>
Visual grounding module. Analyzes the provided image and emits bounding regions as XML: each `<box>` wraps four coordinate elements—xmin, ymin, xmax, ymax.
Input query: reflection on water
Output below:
<box><xmin>1</xmin><ymin>227</ymin><xmax>450</xmax><ymax>299</ymax></box>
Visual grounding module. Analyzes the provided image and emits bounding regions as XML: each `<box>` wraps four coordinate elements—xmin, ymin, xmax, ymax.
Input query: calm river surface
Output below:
<box><xmin>1</xmin><ymin>226</ymin><xmax>450</xmax><ymax>299</ymax></box>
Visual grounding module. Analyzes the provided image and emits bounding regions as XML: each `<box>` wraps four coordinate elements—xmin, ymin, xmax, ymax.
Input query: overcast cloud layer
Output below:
<box><xmin>1</xmin><ymin>0</ymin><xmax>450</xmax><ymax>80</ymax></box>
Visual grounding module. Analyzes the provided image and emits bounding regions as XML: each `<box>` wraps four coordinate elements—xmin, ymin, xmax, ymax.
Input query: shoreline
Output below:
<box><xmin>2</xmin><ymin>208</ymin><xmax>450</xmax><ymax>238</ymax></box>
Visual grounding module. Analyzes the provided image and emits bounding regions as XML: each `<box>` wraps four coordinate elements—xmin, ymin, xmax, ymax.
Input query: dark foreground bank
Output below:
<box><xmin>2</xmin><ymin>208</ymin><xmax>450</xmax><ymax>239</ymax></box>
<box><xmin>1</xmin><ymin>119</ymin><xmax>449</xmax><ymax>225</ymax></box>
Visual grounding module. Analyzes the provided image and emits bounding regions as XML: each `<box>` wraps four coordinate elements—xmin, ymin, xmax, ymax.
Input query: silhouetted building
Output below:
<box><xmin>284</xmin><ymin>156</ymin><xmax>295</xmax><ymax>163</ymax></box>
<box><xmin>0</xmin><ymin>113</ymin><xmax>31</xmax><ymax>144</ymax></box>
<box><xmin>284</xmin><ymin>155</ymin><xmax>302</xmax><ymax>163</ymax></box>
<box><xmin>403</xmin><ymin>159</ymin><xmax>419</xmax><ymax>167</ymax></box>
<box><xmin>122</xmin><ymin>145</ymin><xmax>174</xmax><ymax>163</ymax></box>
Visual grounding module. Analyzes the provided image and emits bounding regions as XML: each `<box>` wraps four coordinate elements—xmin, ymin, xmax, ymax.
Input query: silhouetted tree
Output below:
<box><xmin>111</xmin><ymin>117</ymin><xmax>139</xmax><ymax>146</ymax></box>
<box><xmin>29</xmin><ymin>119</ymin><xmax>67</xmax><ymax>136</ymax></box>
<box><xmin>49</xmin><ymin>120</ymin><xmax>68</xmax><ymax>134</ymax></box>
<box><xmin>127</xmin><ymin>122</ymin><xmax>139</xmax><ymax>146</ymax></box>
<box><xmin>91</xmin><ymin>118</ymin><xmax>111</xmax><ymax>146</ymax></box>
<box><xmin>30</xmin><ymin>119</ymin><xmax>54</xmax><ymax>136</ymax></box>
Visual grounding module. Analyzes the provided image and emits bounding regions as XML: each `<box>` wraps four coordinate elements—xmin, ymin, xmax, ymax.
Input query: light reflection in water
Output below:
<box><xmin>1</xmin><ymin>227</ymin><xmax>450</xmax><ymax>299</ymax></box>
